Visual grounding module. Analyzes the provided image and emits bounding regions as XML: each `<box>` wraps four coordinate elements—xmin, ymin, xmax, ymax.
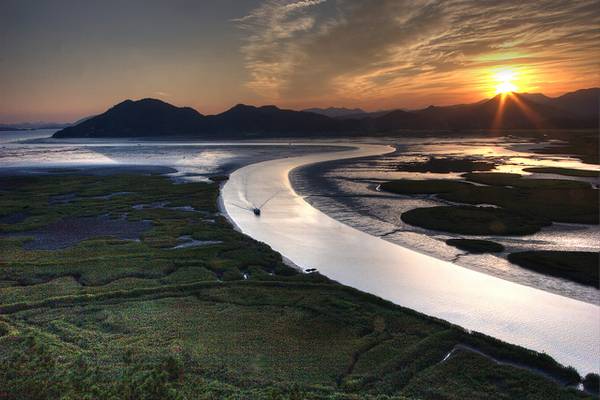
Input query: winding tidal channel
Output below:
<box><xmin>222</xmin><ymin>143</ymin><xmax>600</xmax><ymax>375</ymax></box>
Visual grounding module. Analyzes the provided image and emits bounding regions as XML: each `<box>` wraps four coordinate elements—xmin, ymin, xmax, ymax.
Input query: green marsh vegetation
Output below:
<box><xmin>396</xmin><ymin>156</ymin><xmax>496</xmax><ymax>173</ymax></box>
<box><xmin>522</xmin><ymin>167</ymin><xmax>599</xmax><ymax>178</ymax></box>
<box><xmin>402</xmin><ymin>205</ymin><xmax>549</xmax><ymax>235</ymax></box>
<box><xmin>508</xmin><ymin>251</ymin><xmax>599</xmax><ymax>288</ymax></box>
<box><xmin>381</xmin><ymin>171</ymin><xmax>598</xmax><ymax>285</ymax></box>
<box><xmin>383</xmin><ymin>172</ymin><xmax>599</xmax><ymax>225</ymax></box>
<box><xmin>0</xmin><ymin>173</ymin><xmax>593</xmax><ymax>399</ymax></box>
<box><xmin>445</xmin><ymin>239</ymin><xmax>505</xmax><ymax>253</ymax></box>
<box><xmin>583</xmin><ymin>373</ymin><xmax>600</xmax><ymax>394</ymax></box>
<box><xmin>526</xmin><ymin>130</ymin><xmax>599</xmax><ymax>165</ymax></box>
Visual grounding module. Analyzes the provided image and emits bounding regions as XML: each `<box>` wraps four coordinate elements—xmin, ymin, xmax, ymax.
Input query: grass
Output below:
<box><xmin>527</xmin><ymin>130</ymin><xmax>599</xmax><ymax>165</ymax></box>
<box><xmin>380</xmin><ymin>179</ymin><xmax>472</xmax><ymax>194</ymax></box>
<box><xmin>583</xmin><ymin>373</ymin><xmax>599</xmax><ymax>394</ymax></box>
<box><xmin>396</xmin><ymin>157</ymin><xmax>496</xmax><ymax>173</ymax></box>
<box><xmin>402</xmin><ymin>206</ymin><xmax>550</xmax><ymax>235</ymax></box>
<box><xmin>400</xmin><ymin>350</ymin><xmax>589</xmax><ymax>400</ymax></box>
<box><xmin>461</xmin><ymin>172</ymin><xmax>591</xmax><ymax>189</ymax></box>
<box><xmin>381</xmin><ymin>174</ymin><xmax>598</xmax><ymax>225</ymax></box>
<box><xmin>445</xmin><ymin>239</ymin><xmax>505</xmax><ymax>253</ymax></box>
<box><xmin>0</xmin><ymin>173</ymin><xmax>593</xmax><ymax>399</ymax></box>
<box><xmin>507</xmin><ymin>251</ymin><xmax>599</xmax><ymax>288</ymax></box>
<box><xmin>522</xmin><ymin>167</ymin><xmax>599</xmax><ymax>178</ymax></box>
<box><xmin>208</xmin><ymin>175</ymin><xmax>229</xmax><ymax>182</ymax></box>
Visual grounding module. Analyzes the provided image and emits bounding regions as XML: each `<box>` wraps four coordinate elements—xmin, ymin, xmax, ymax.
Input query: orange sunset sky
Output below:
<box><xmin>1</xmin><ymin>0</ymin><xmax>599</xmax><ymax>123</ymax></box>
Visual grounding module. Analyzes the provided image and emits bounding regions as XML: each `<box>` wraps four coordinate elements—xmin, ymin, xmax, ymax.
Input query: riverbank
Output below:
<box><xmin>290</xmin><ymin>137</ymin><xmax>600</xmax><ymax>304</ymax></box>
<box><xmin>222</xmin><ymin>143</ymin><xmax>600</xmax><ymax>374</ymax></box>
<box><xmin>2</xmin><ymin>170</ymin><xmax>594</xmax><ymax>398</ymax></box>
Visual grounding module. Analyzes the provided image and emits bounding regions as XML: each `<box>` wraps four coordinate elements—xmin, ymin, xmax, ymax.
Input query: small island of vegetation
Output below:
<box><xmin>508</xmin><ymin>251</ymin><xmax>599</xmax><ymax>288</ymax></box>
<box><xmin>522</xmin><ymin>167</ymin><xmax>599</xmax><ymax>178</ymax></box>
<box><xmin>401</xmin><ymin>205</ymin><xmax>549</xmax><ymax>235</ymax></box>
<box><xmin>446</xmin><ymin>239</ymin><xmax>505</xmax><ymax>253</ymax></box>
<box><xmin>382</xmin><ymin>172</ymin><xmax>598</xmax><ymax>227</ymax></box>
<box><xmin>381</xmin><ymin>171</ymin><xmax>598</xmax><ymax>285</ymax></box>
<box><xmin>396</xmin><ymin>156</ymin><xmax>496</xmax><ymax>173</ymax></box>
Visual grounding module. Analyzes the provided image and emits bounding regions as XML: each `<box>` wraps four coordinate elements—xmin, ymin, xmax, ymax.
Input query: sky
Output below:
<box><xmin>1</xmin><ymin>0</ymin><xmax>599</xmax><ymax>123</ymax></box>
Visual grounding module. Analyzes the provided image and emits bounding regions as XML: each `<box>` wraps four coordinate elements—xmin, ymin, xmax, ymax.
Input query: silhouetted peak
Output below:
<box><xmin>111</xmin><ymin>99</ymin><xmax>135</xmax><ymax>109</ymax></box>
<box><xmin>224</xmin><ymin>104</ymin><xmax>283</xmax><ymax>114</ymax></box>
<box><xmin>259</xmin><ymin>105</ymin><xmax>280</xmax><ymax>111</ymax></box>
<box><xmin>227</xmin><ymin>103</ymin><xmax>257</xmax><ymax>113</ymax></box>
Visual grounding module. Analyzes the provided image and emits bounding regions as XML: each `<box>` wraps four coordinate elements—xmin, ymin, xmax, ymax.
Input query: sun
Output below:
<box><xmin>494</xmin><ymin>69</ymin><xmax>518</xmax><ymax>94</ymax></box>
<box><xmin>496</xmin><ymin>81</ymin><xmax>517</xmax><ymax>94</ymax></box>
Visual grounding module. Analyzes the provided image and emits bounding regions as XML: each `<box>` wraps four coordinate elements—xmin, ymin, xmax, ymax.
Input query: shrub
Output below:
<box><xmin>583</xmin><ymin>373</ymin><xmax>600</xmax><ymax>394</ymax></box>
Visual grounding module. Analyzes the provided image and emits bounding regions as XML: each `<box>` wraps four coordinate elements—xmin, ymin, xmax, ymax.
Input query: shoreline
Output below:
<box><xmin>289</xmin><ymin>141</ymin><xmax>599</xmax><ymax>305</ymax></box>
<box><xmin>221</xmin><ymin>142</ymin><xmax>600</xmax><ymax>375</ymax></box>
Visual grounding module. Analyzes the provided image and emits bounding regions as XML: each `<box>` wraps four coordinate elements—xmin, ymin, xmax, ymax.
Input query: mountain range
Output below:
<box><xmin>53</xmin><ymin>88</ymin><xmax>598</xmax><ymax>138</ymax></box>
<box><xmin>302</xmin><ymin>107</ymin><xmax>368</xmax><ymax>118</ymax></box>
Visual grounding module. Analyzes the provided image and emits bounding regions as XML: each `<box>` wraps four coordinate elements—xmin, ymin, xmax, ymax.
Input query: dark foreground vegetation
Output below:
<box><xmin>396</xmin><ymin>157</ymin><xmax>496</xmax><ymax>173</ymax></box>
<box><xmin>382</xmin><ymin>172</ymin><xmax>598</xmax><ymax>229</ymax></box>
<box><xmin>584</xmin><ymin>373</ymin><xmax>600</xmax><ymax>394</ymax></box>
<box><xmin>381</xmin><ymin>172</ymin><xmax>598</xmax><ymax>285</ymax></box>
<box><xmin>526</xmin><ymin>130</ymin><xmax>599</xmax><ymax>165</ymax></box>
<box><xmin>508</xmin><ymin>251</ymin><xmax>600</xmax><ymax>288</ymax></box>
<box><xmin>402</xmin><ymin>205</ymin><xmax>549</xmax><ymax>235</ymax></box>
<box><xmin>446</xmin><ymin>239</ymin><xmax>505</xmax><ymax>253</ymax></box>
<box><xmin>0</xmin><ymin>173</ymin><xmax>594</xmax><ymax>399</ymax></box>
<box><xmin>522</xmin><ymin>167</ymin><xmax>599</xmax><ymax>178</ymax></box>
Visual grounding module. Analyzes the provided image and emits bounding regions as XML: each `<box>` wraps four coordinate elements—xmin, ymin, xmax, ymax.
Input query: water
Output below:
<box><xmin>0</xmin><ymin>129</ymin><xmax>57</xmax><ymax>144</ymax></box>
<box><xmin>291</xmin><ymin>137</ymin><xmax>600</xmax><ymax>304</ymax></box>
<box><xmin>0</xmin><ymin>130</ymin><xmax>343</xmax><ymax>180</ymax></box>
<box><xmin>222</xmin><ymin>143</ymin><xmax>600</xmax><ymax>375</ymax></box>
<box><xmin>2</xmin><ymin>131</ymin><xmax>599</xmax><ymax>374</ymax></box>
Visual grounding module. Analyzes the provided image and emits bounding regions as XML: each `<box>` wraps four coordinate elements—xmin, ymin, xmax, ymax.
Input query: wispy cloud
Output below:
<box><xmin>235</xmin><ymin>0</ymin><xmax>600</xmax><ymax>107</ymax></box>
<box><xmin>233</xmin><ymin>0</ymin><xmax>329</xmax><ymax>97</ymax></box>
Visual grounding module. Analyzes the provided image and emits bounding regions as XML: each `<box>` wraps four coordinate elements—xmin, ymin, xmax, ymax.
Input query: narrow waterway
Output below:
<box><xmin>221</xmin><ymin>143</ymin><xmax>600</xmax><ymax>375</ymax></box>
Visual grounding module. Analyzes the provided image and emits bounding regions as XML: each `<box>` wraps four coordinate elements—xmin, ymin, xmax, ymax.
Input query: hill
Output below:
<box><xmin>371</xmin><ymin>89</ymin><xmax>598</xmax><ymax>131</ymax></box>
<box><xmin>53</xmin><ymin>98</ymin><xmax>203</xmax><ymax>138</ymax></box>
<box><xmin>201</xmin><ymin>104</ymin><xmax>350</xmax><ymax>136</ymax></box>
<box><xmin>302</xmin><ymin>106</ymin><xmax>367</xmax><ymax>118</ymax></box>
<box><xmin>53</xmin><ymin>88</ymin><xmax>598</xmax><ymax>138</ymax></box>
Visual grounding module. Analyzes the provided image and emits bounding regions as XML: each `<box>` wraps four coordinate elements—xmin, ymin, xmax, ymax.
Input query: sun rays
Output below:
<box><xmin>494</xmin><ymin>69</ymin><xmax>518</xmax><ymax>94</ymax></box>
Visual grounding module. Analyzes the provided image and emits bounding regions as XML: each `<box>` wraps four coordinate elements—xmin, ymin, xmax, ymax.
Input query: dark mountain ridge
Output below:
<box><xmin>201</xmin><ymin>104</ymin><xmax>351</xmax><ymax>135</ymax></box>
<box><xmin>302</xmin><ymin>107</ymin><xmax>367</xmax><ymax>118</ymax></box>
<box><xmin>55</xmin><ymin>98</ymin><xmax>203</xmax><ymax>138</ymax></box>
<box><xmin>53</xmin><ymin>88</ymin><xmax>598</xmax><ymax>138</ymax></box>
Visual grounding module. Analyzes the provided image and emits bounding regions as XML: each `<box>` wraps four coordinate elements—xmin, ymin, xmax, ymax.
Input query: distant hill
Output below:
<box><xmin>201</xmin><ymin>104</ymin><xmax>350</xmax><ymax>136</ymax></box>
<box><xmin>54</xmin><ymin>98</ymin><xmax>203</xmax><ymax>138</ymax></box>
<box><xmin>53</xmin><ymin>88</ymin><xmax>598</xmax><ymax>138</ymax></box>
<box><xmin>54</xmin><ymin>100</ymin><xmax>350</xmax><ymax>138</ymax></box>
<box><xmin>369</xmin><ymin>91</ymin><xmax>597</xmax><ymax>130</ymax></box>
<box><xmin>302</xmin><ymin>107</ymin><xmax>367</xmax><ymax>118</ymax></box>
<box><xmin>549</xmin><ymin>88</ymin><xmax>599</xmax><ymax>118</ymax></box>
<box><xmin>520</xmin><ymin>88</ymin><xmax>598</xmax><ymax>118</ymax></box>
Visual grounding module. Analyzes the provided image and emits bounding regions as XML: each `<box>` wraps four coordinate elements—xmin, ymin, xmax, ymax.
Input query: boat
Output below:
<box><xmin>253</xmin><ymin>208</ymin><xmax>261</xmax><ymax>216</ymax></box>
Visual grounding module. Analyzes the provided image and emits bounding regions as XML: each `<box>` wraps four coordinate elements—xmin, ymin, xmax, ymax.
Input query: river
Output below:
<box><xmin>221</xmin><ymin>143</ymin><xmax>600</xmax><ymax>375</ymax></box>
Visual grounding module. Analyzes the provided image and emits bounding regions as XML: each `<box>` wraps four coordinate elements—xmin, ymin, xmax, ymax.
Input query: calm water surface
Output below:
<box><xmin>292</xmin><ymin>137</ymin><xmax>600</xmax><ymax>304</ymax></box>
<box><xmin>222</xmin><ymin>143</ymin><xmax>599</xmax><ymax>375</ymax></box>
<box><xmin>2</xmin><ymin>131</ymin><xmax>599</xmax><ymax>374</ymax></box>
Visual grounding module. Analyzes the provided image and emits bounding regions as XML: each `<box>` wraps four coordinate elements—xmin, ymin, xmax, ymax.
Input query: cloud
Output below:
<box><xmin>235</xmin><ymin>0</ymin><xmax>600</xmax><ymax>106</ymax></box>
<box><xmin>154</xmin><ymin>91</ymin><xmax>171</xmax><ymax>97</ymax></box>
<box><xmin>233</xmin><ymin>0</ymin><xmax>329</xmax><ymax>97</ymax></box>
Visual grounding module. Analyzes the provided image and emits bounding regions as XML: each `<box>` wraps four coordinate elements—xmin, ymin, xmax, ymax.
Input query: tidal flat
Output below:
<box><xmin>1</xmin><ymin>131</ymin><xmax>599</xmax><ymax>398</ymax></box>
<box><xmin>0</xmin><ymin>172</ymin><xmax>594</xmax><ymax>399</ymax></box>
<box><xmin>291</xmin><ymin>134</ymin><xmax>600</xmax><ymax>304</ymax></box>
